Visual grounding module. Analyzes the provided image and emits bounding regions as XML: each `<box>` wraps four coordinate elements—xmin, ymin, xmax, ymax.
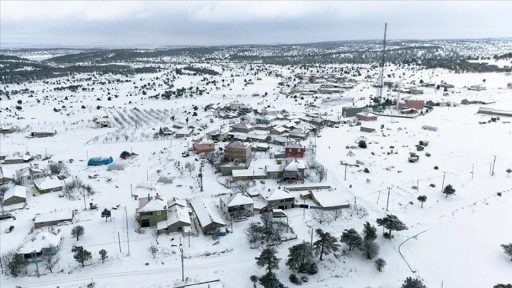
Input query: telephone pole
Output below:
<box><xmin>385</xmin><ymin>187</ymin><xmax>391</xmax><ymax>212</ymax></box>
<box><xmin>125</xmin><ymin>206</ymin><xmax>130</xmax><ymax>256</ymax></box>
<box><xmin>441</xmin><ymin>172</ymin><xmax>446</xmax><ymax>193</ymax></box>
<box><xmin>344</xmin><ymin>163</ymin><xmax>348</xmax><ymax>181</ymax></box>
<box><xmin>491</xmin><ymin>155</ymin><xmax>497</xmax><ymax>176</ymax></box>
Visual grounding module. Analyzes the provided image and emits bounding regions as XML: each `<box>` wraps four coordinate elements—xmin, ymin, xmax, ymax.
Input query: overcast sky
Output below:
<box><xmin>1</xmin><ymin>1</ymin><xmax>511</xmax><ymax>48</ymax></box>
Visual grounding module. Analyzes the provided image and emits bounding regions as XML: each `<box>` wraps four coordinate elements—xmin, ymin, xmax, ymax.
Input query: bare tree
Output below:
<box><xmin>329</xmin><ymin>208</ymin><xmax>343</xmax><ymax>221</ymax></box>
<box><xmin>232</xmin><ymin>182</ymin><xmax>249</xmax><ymax>194</ymax></box>
<box><xmin>311</xmin><ymin>209</ymin><xmax>333</xmax><ymax>225</ymax></box>
<box><xmin>42</xmin><ymin>250</ymin><xmax>60</xmax><ymax>273</ymax></box>
<box><xmin>184</xmin><ymin>162</ymin><xmax>196</xmax><ymax>175</ymax></box>
<box><xmin>149</xmin><ymin>245</ymin><xmax>158</xmax><ymax>259</ymax></box>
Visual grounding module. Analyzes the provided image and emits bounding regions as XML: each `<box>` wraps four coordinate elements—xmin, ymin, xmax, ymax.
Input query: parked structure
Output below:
<box><xmin>29</xmin><ymin>131</ymin><xmax>57</xmax><ymax>138</ymax></box>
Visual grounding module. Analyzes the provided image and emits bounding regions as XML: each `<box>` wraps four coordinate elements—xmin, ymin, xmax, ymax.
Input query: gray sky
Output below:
<box><xmin>1</xmin><ymin>1</ymin><xmax>511</xmax><ymax>48</ymax></box>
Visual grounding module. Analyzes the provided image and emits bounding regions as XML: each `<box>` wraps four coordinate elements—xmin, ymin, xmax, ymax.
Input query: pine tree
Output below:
<box><xmin>101</xmin><ymin>209</ymin><xmax>111</xmax><ymax>222</ymax></box>
<box><xmin>256</xmin><ymin>247</ymin><xmax>280</xmax><ymax>274</ymax></box>
<box><xmin>313</xmin><ymin>229</ymin><xmax>340</xmax><ymax>260</ymax></box>
<box><xmin>443</xmin><ymin>184</ymin><xmax>456</xmax><ymax>198</ymax></box>
<box><xmin>501</xmin><ymin>243</ymin><xmax>512</xmax><ymax>261</ymax></box>
<box><xmin>73</xmin><ymin>247</ymin><xmax>92</xmax><ymax>268</ymax></box>
<box><xmin>340</xmin><ymin>228</ymin><xmax>363</xmax><ymax>250</ymax></box>
<box><xmin>402</xmin><ymin>277</ymin><xmax>427</xmax><ymax>288</ymax></box>
<box><xmin>376</xmin><ymin>214</ymin><xmax>408</xmax><ymax>239</ymax></box>
<box><xmin>99</xmin><ymin>249</ymin><xmax>108</xmax><ymax>263</ymax></box>
<box><xmin>363</xmin><ymin>222</ymin><xmax>377</xmax><ymax>242</ymax></box>
<box><xmin>286</xmin><ymin>242</ymin><xmax>315</xmax><ymax>272</ymax></box>
<box><xmin>360</xmin><ymin>240</ymin><xmax>380</xmax><ymax>259</ymax></box>
<box><xmin>250</xmin><ymin>275</ymin><xmax>258</xmax><ymax>288</ymax></box>
<box><xmin>71</xmin><ymin>225</ymin><xmax>85</xmax><ymax>241</ymax></box>
<box><xmin>374</xmin><ymin>258</ymin><xmax>386</xmax><ymax>272</ymax></box>
<box><xmin>258</xmin><ymin>272</ymin><xmax>283</xmax><ymax>288</ymax></box>
<box><xmin>417</xmin><ymin>195</ymin><xmax>427</xmax><ymax>208</ymax></box>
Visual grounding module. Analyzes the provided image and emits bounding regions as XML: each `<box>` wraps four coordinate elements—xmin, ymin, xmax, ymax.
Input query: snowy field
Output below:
<box><xmin>1</xmin><ymin>58</ymin><xmax>512</xmax><ymax>288</ymax></box>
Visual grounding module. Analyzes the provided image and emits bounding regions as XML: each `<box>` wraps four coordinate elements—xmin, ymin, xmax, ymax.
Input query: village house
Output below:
<box><xmin>285</xmin><ymin>141</ymin><xmax>305</xmax><ymax>158</ymax></box>
<box><xmin>93</xmin><ymin>116</ymin><xmax>112</xmax><ymax>128</ymax></box>
<box><xmin>223</xmin><ymin>141</ymin><xmax>251</xmax><ymax>164</ymax></box>
<box><xmin>1</xmin><ymin>126</ymin><xmax>17</xmax><ymax>134</ymax></box>
<box><xmin>261</xmin><ymin>188</ymin><xmax>296</xmax><ymax>211</ymax></box>
<box><xmin>0</xmin><ymin>166</ymin><xmax>14</xmax><ymax>184</ymax></box>
<box><xmin>342</xmin><ymin>106</ymin><xmax>365</xmax><ymax>118</ymax></box>
<box><xmin>15</xmin><ymin>166</ymin><xmax>45</xmax><ymax>185</ymax></box>
<box><xmin>193</xmin><ymin>140</ymin><xmax>215</xmax><ymax>154</ymax></box>
<box><xmin>2</xmin><ymin>185</ymin><xmax>27</xmax><ymax>206</ymax></box>
<box><xmin>34</xmin><ymin>210</ymin><xmax>74</xmax><ymax>228</ymax></box>
<box><xmin>356</xmin><ymin>111</ymin><xmax>378</xmax><ymax>121</ymax></box>
<box><xmin>157</xmin><ymin>198</ymin><xmax>192</xmax><ymax>235</ymax></box>
<box><xmin>282</xmin><ymin>159</ymin><xmax>306</xmax><ymax>182</ymax></box>
<box><xmin>398</xmin><ymin>99</ymin><xmax>425</xmax><ymax>110</ymax></box>
<box><xmin>17</xmin><ymin>229</ymin><xmax>63</xmax><ymax>263</ymax></box>
<box><xmin>206</xmin><ymin>128</ymin><xmax>229</xmax><ymax>142</ymax></box>
<box><xmin>190</xmin><ymin>198</ymin><xmax>226</xmax><ymax>235</ymax></box>
<box><xmin>230</xmin><ymin>122</ymin><xmax>254</xmax><ymax>133</ymax></box>
<box><xmin>175</xmin><ymin>127</ymin><xmax>193</xmax><ymax>138</ymax></box>
<box><xmin>220</xmin><ymin>193</ymin><xmax>254</xmax><ymax>221</ymax></box>
<box><xmin>33</xmin><ymin>176</ymin><xmax>64</xmax><ymax>194</ymax></box>
<box><xmin>310</xmin><ymin>189</ymin><xmax>351</xmax><ymax>210</ymax></box>
<box><xmin>136</xmin><ymin>193</ymin><xmax>168</xmax><ymax>228</ymax></box>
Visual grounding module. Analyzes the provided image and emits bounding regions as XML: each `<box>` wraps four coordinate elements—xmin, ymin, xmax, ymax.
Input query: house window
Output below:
<box><xmin>157</xmin><ymin>211</ymin><xmax>161</xmax><ymax>216</ymax></box>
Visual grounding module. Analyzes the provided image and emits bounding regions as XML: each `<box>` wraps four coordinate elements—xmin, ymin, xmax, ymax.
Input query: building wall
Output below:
<box><xmin>285</xmin><ymin>148</ymin><xmax>305</xmax><ymax>158</ymax></box>
<box><xmin>224</xmin><ymin>146</ymin><xmax>251</xmax><ymax>163</ymax></box>
<box><xmin>193</xmin><ymin>144</ymin><xmax>215</xmax><ymax>154</ymax></box>
<box><xmin>3</xmin><ymin>196</ymin><xmax>26</xmax><ymax>206</ymax></box>
<box><xmin>138</xmin><ymin>210</ymin><xmax>167</xmax><ymax>227</ymax></box>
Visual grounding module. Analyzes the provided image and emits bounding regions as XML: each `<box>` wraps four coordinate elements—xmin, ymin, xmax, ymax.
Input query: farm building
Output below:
<box><xmin>193</xmin><ymin>141</ymin><xmax>215</xmax><ymax>154</ymax></box>
<box><xmin>17</xmin><ymin>229</ymin><xmax>63</xmax><ymax>263</ymax></box>
<box><xmin>94</xmin><ymin>117</ymin><xmax>112</xmax><ymax>128</ymax></box>
<box><xmin>88</xmin><ymin>157</ymin><xmax>113</xmax><ymax>166</ymax></box>
<box><xmin>190</xmin><ymin>198</ymin><xmax>225</xmax><ymax>235</ymax></box>
<box><xmin>342</xmin><ymin>106</ymin><xmax>365</xmax><ymax>118</ymax></box>
<box><xmin>33</xmin><ymin>176</ymin><xmax>64</xmax><ymax>194</ymax></box>
<box><xmin>285</xmin><ymin>141</ymin><xmax>305</xmax><ymax>158</ymax></box>
<box><xmin>1</xmin><ymin>126</ymin><xmax>16</xmax><ymax>134</ymax></box>
<box><xmin>34</xmin><ymin>210</ymin><xmax>74</xmax><ymax>228</ymax></box>
<box><xmin>107</xmin><ymin>163</ymin><xmax>125</xmax><ymax>171</ymax></box>
<box><xmin>356</xmin><ymin>112</ymin><xmax>378</xmax><ymax>121</ymax></box>
<box><xmin>220</xmin><ymin>193</ymin><xmax>254</xmax><ymax>221</ymax></box>
<box><xmin>2</xmin><ymin>185</ymin><xmax>27</xmax><ymax>206</ymax></box>
<box><xmin>29</xmin><ymin>131</ymin><xmax>57</xmax><ymax>138</ymax></box>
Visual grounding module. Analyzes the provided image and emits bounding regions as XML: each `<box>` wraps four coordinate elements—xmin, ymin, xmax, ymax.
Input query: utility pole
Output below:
<box><xmin>385</xmin><ymin>187</ymin><xmax>391</xmax><ymax>212</ymax></box>
<box><xmin>125</xmin><ymin>206</ymin><xmax>130</xmax><ymax>256</ymax></box>
<box><xmin>310</xmin><ymin>227</ymin><xmax>314</xmax><ymax>249</ymax></box>
<box><xmin>441</xmin><ymin>172</ymin><xmax>446</xmax><ymax>193</ymax></box>
<box><xmin>180</xmin><ymin>240</ymin><xmax>185</xmax><ymax>281</ymax></box>
<box><xmin>376</xmin><ymin>190</ymin><xmax>381</xmax><ymax>205</ymax></box>
<box><xmin>491</xmin><ymin>155</ymin><xmax>497</xmax><ymax>176</ymax></box>
<box><xmin>118</xmin><ymin>232</ymin><xmax>122</xmax><ymax>253</ymax></box>
<box><xmin>417</xmin><ymin>180</ymin><xmax>419</xmax><ymax>193</ymax></box>
<box><xmin>146</xmin><ymin>169</ymin><xmax>149</xmax><ymax>181</ymax></box>
<box><xmin>199</xmin><ymin>165</ymin><xmax>203</xmax><ymax>192</ymax></box>
<box><xmin>344</xmin><ymin>163</ymin><xmax>348</xmax><ymax>181</ymax></box>
<box><xmin>471</xmin><ymin>163</ymin><xmax>474</xmax><ymax>180</ymax></box>
<box><xmin>303</xmin><ymin>199</ymin><xmax>306</xmax><ymax>219</ymax></box>
<box><xmin>33</xmin><ymin>250</ymin><xmax>40</xmax><ymax>277</ymax></box>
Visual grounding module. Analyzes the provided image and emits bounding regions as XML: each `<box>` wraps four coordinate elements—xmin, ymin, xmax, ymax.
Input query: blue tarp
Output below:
<box><xmin>87</xmin><ymin>157</ymin><xmax>113</xmax><ymax>166</ymax></box>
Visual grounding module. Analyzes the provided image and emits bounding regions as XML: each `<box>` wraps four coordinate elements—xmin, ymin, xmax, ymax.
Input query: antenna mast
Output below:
<box><xmin>377</xmin><ymin>23</ymin><xmax>388</xmax><ymax>101</ymax></box>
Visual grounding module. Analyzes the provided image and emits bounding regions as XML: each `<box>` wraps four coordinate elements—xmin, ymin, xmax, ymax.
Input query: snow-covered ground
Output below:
<box><xmin>1</xmin><ymin>59</ymin><xmax>511</xmax><ymax>288</ymax></box>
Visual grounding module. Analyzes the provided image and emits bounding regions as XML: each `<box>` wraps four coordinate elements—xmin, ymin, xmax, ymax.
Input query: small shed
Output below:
<box><xmin>107</xmin><ymin>163</ymin><xmax>125</xmax><ymax>171</ymax></box>
<box><xmin>88</xmin><ymin>157</ymin><xmax>113</xmax><ymax>166</ymax></box>
<box><xmin>34</xmin><ymin>211</ymin><xmax>74</xmax><ymax>228</ymax></box>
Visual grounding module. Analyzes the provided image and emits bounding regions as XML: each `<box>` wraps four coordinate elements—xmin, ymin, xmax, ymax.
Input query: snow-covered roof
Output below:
<box><xmin>168</xmin><ymin>197</ymin><xmax>187</xmax><ymax>208</ymax></box>
<box><xmin>17</xmin><ymin>230</ymin><xmax>63</xmax><ymax>254</ymax></box>
<box><xmin>16</xmin><ymin>166</ymin><xmax>44</xmax><ymax>177</ymax></box>
<box><xmin>264</xmin><ymin>189</ymin><xmax>293</xmax><ymax>201</ymax></box>
<box><xmin>135</xmin><ymin>182</ymin><xmax>157</xmax><ymax>191</ymax></box>
<box><xmin>284</xmin><ymin>159</ymin><xmax>306</xmax><ymax>171</ymax></box>
<box><xmin>33</xmin><ymin>176</ymin><xmax>63</xmax><ymax>190</ymax></box>
<box><xmin>137</xmin><ymin>195</ymin><xmax>167</xmax><ymax>212</ymax></box>
<box><xmin>232</xmin><ymin>169</ymin><xmax>266</xmax><ymax>178</ymax></box>
<box><xmin>34</xmin><ymin>211</ymin><xmax>74</xmax><ymax>224</ymax></box>
<box><xmin>3</xmin><ymin>185</ymin><xmax>27</xmax><ymax>200</ymax></box>
<box><xmin>265</xmin><ymin>164</ymin><xmax>283</xmax><ymax>173</ymax></box>
<box><xmin>168</xmin><ymin>204</ymin><xmax>191</xmax><ymax>225</ymax></box>
<box><xmin>190</xmin><ymin>199</ymin><xmax>225</xmax><ymax>228</ymax></box>
<box><xmin>222</xmin><ymin>193</ymin><xmax>254</xmax><ymax>207</ymax></box>
<box><xmin>225</xmin><ymin>141</ymin><xmax>246</xmax><ymax>149</ymax></box>
<box><xmin>311</xmin><ymin>190</ymin><xmax>351</xmax><ymax>208</ymax></box>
